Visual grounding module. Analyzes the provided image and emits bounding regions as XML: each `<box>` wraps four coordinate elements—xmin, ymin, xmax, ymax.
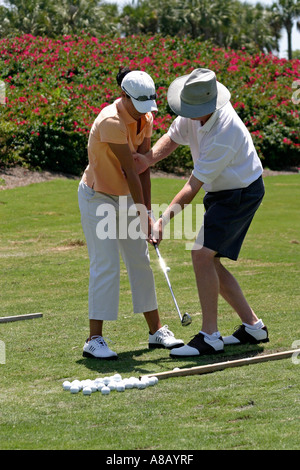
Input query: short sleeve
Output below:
<box><xmin>167</xmin><ymin>116</ymin><xmax>189</xmax><ymax>145</ymax></box>
<box><xmin>99</xmin><ymin>116</ymin><xmax>128</xmax><ymax>144</ymax></box>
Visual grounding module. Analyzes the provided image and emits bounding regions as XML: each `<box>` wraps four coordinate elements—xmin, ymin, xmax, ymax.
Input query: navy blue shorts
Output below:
<box><xmin>196</xmin><ymin>176</ymin><xmax>265</xmax><ymax>261</ymax></box>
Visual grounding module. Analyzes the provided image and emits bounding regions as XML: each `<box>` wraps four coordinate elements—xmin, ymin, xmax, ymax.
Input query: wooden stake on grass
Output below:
<box><xmin>0</xmin><ymin>313</ymin><xmax>43</xmax><ymax>323</ymax></box>
<box><xmin>141</xmin><ymin>349</ymin><xmax>300</xmax><ymax>380</ymax></box>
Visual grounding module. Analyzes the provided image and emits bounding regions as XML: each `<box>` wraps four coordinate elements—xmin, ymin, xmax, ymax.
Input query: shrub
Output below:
<box><xmin>0</xmin><ymin>34</ymin><xmax>299</xmax><ymax>174</ymax></box>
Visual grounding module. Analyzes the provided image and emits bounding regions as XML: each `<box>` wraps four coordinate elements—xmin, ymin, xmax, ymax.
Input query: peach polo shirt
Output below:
<box><xmin>82</xmin><ymin>98</ymin><xmax>153</xmax><ymax>195</ymax></box>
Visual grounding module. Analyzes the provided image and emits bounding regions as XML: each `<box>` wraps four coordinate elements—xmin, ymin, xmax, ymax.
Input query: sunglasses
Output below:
<box><xmin>122</xmin><ymin>86</ymin><xmax>156</xmax><ymax>102</ymax></box>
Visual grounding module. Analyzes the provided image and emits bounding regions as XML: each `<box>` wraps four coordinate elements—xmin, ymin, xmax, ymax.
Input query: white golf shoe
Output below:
<box><xmin>83</xmin><ymin>336</ymin><xmax>118</xmax><ymax>360</ymax></box>
<box><xmin>149</xmin><ymin>325</ymin><xmax>184</xmax><ymax>350</ymax></box>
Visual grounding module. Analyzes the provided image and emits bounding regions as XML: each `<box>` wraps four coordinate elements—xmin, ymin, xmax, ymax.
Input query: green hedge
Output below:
<box><xmin>0</xmin><ymin>34</ymin><xmax>299</xmax><ymax>174</ymax></box>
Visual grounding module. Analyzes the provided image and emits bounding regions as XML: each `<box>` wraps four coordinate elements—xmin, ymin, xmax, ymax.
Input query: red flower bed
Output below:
<box><xmin>0</xmin><ymin>34</ymin><xmax>299</xmax><ymax>173</ymax></box>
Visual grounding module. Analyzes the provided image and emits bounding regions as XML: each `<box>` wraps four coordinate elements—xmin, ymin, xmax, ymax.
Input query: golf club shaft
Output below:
<box><xmin>153</xmin><ymin>243</ymin><xmax>183</xmax><ymax>323</ymax></box>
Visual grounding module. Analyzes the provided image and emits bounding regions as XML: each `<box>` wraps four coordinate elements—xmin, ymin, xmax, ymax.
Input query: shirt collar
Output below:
<box><xmin>198</xmin><ymin>109</ymin><xmax>220</xmax><ymax>132</ymax></box>
<box><xmin>116</xmin><ymin>98</ymin><xmax>136</xmax><ymax>124</ymax></box>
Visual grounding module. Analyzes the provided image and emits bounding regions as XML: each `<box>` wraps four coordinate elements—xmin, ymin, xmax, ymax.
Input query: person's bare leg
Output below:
<box><xmin>192</xmin><ymin>247</ymin><xmax>219</xmax><ymax>335</ymax></box>
<box><xmin>143</xmin><ymin>309</ymin><xmax>162</xmax><ymax>334</ymax></box>
<box><xmin>89</xmin><ymin>319</ymin><xmax>103</xmax><ymax>339</ymax></box>
<box><xmin>214</xmin><ymin>258</ymin><xmax>259</xmax><ymax>325</ymax></box>
<box><xmin>89</xmin><ymin>314</ymin><xmax>162</xmax><ymax>340</ymax></box>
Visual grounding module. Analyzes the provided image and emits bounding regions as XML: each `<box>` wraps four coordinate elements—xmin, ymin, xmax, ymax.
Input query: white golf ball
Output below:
<box><xmin>71</xmin><ymin>379</ymin><xmax>82</xmax><ymax>388</ymax></box>
<box><xmin>113</xmin><ymin>374</ymin><xmax>122</xmax><ymax>382</ymax></box>
<box><xmin>63</xmin><ymin>381</ymin><xmax>71</xmax><ymax>390</ymax></box>
<box><xmin>148</xmin><ymin>377</ymin><xmax>157</xmax><ymax>386</ymax></box>
<box><xmin>108</xmin><ymin>381</ymin><xmax>117</xmax><ymax>391</ymax></box>
<box><xmin>82</xmin><ymin>387</ymin><xmax>92</xmax><ymax>395</ymax></box>
<box><xmin>83</xmin><ymin>380</ymin><xmax>94</xmax><ymax>389</ymax></box>
<box><xmin>130</xmin><ymin>378</ymin><xmax>140</xmax><ymax>388</ymax></box>
<box><xmin>97</xmin><ymin>382</ymin><xmax>105</xmax><ymax>391</ymax></box>
<box><xmin>141</xmin><ymin>376</ymin><xmax>152</xmax><ymax>386</ymax></box>
<box><xmin>127</xmin><ymin>377</ymin><xmax>138</xmax><ymax>388</ymax></box>
<box><xmin>94</xmin><ymin>377</ymin><xmax>104</xmax><ymax>383</ymax></box>
<box><xmin>70</xmin><ymin>385</ymin><xmax>80</xmax><ymax>394</ymax></box>
<box><xmin>137</xmin><ymin>380</ymin><xmax>146</xmax><ymax>389</ymax></box>
<box><xmin>94</xmin><ymin>379</ymin><xmax>104</xmax><ymax>387</ymax></box>
<box><xmin>116</xmin><ymin>383</ymin><xmax>125</xmax><ymax>392</ymax></box>
<box><xmin>102</xmin><ymin>377</ymin><xmax>111</xmax><ymax>385</ymax></box>
<box><xmin>101</xmin><ymin>386</ymin><xmax>110</xmax><ymax>395</ymax></box>
<box><xmin>173</xmin><ymin>367</ymin><xmax>180</xmax><ymax>371</ymax></box>
<box><xmin>90</xmin><ymin>383</ymin><xmax>98</xmax><ymax>392</ymax></box>
<box><xmin>123</xmin><ymin>379</ymin><xmax>133</xmax><ymax>389</ymax></box>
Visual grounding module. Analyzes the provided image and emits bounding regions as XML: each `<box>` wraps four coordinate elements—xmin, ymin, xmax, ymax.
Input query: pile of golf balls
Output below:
<box><xmin>62</xmin><ymin>373</ymin><xmax>158</xmax><ymax>396</ymax></box>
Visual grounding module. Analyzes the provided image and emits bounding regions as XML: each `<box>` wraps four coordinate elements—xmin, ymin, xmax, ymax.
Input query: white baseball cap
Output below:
<box><xmin>121</xmin><ymin>71</ymin><xmax>158</xmax><ymax>114</ymax></box>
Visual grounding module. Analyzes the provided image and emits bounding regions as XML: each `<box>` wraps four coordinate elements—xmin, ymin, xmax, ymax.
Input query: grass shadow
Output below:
<box><xmin>76</xmin><ymin>344</ymin><xmax>266</xmax><ymax>376</ymax></box>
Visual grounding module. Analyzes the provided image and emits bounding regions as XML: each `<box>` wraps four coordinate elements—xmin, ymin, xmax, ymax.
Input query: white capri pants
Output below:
<box><xmin>78</xmin><ymin>180</ymin><xmax>158</xmax><ymax>321</ymax></box>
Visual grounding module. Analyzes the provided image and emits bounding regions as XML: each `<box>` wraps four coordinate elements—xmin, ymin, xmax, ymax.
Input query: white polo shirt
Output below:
<box><xmin>167</xmin><ymin>102</ymin><xmax>263</xmax><ymax>192</ymax></box>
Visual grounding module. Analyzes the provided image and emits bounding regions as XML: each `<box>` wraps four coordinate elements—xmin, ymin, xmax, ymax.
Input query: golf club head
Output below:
<box><xmin>181</xmin><ymin>313</ymin><xmax>192</xmax><ymax>326</ymax></box>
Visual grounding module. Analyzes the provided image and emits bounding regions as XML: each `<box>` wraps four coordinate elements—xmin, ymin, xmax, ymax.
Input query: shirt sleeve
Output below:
<box><xmin>99</xmin><ymin>116</ymin><xmax>128</xmax><ymax>144</ymax></box>
<box><xmin>167</xmin><ymin>116</ymin><xmax>189</xmax><ymax>145</ymax></box>
<box><xmin>192</xmin><ymin>139</ymin><xmax>237</xmax><ymax>184</ymax></box>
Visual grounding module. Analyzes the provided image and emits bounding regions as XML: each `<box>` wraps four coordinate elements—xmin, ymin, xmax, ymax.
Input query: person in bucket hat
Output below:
<box><xmin>78</xmin><ymin>67</ymin><xmax>183</xmax><ymax>360</ymax></box>
<box><xmin>134</xmin><ymin>68</ymin><xmax>269</xmax><ymax>358</ymax></box>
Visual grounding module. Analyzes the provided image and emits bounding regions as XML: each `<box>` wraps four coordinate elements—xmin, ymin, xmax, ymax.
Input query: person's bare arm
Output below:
<box><xmin>109</xmin><ymin>143</ymin><xmax>144</xmax><ymax>204</ymax></box>
<box><xmin>137</xmin><ymin>137</ymin><xmax>151</xmax><ymax>210</ymax></box>
<box><xmin>153</xmin><ymin>174</ymin><xmax>204</xmax><ymax>244</ymax></box>
<box><xmin>134</xmin><ymin>134</ymin><xmax>179</xmax><ymax>174</ymax></box>
<box><xmin>108</xmin><ymin>142</ymin><xmax>150</xmax><ymax>238</ymax></box>
<box><xmin>147</xmin><ymin>134</ymin><xmax>179</xmax><ymax>165</ymax></box>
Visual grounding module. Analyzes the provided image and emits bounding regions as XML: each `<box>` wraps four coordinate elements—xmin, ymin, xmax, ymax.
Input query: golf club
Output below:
<box><xmin>153</xmin><ymin>242</ymin><xmax>192</xmax><ymax>327</ymax></box>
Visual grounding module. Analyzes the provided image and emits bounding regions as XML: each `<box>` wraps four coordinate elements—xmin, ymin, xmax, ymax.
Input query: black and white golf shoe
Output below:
<box><xmin>170</xmin><ymin>332</ymin><xmax>224</xmax><ymax>358</ymax></box>
<box><xmin>223</xmin><ymin>324</ymin><xmax>269</xmax><ymax>346</ymax></box>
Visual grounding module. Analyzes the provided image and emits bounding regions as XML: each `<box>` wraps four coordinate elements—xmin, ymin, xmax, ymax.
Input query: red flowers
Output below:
<box><xmin>0</xmin><ymin>33</ymin><xmax>299</xmax><ymax>172</ymax></box>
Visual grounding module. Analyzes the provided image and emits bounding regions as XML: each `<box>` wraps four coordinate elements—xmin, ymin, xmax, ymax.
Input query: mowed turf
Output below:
<box><xmin>0</xmin><ymin>174</ymin><xmax>299</xmax><ymax>450</ymax></box>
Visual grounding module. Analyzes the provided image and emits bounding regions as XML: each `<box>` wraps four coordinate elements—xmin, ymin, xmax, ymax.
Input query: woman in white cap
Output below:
<box><xmin>78</xmin><ymin>67</ymin><xmax>183</xmax><ymax>359</ymax></box>
<box><xmin>135</xmin><ymin>68</ymin><xmax>269</xmax><ymax>358</ymax></box>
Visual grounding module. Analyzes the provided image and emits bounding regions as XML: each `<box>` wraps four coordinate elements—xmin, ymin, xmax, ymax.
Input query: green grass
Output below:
<box><xmin>0</xmin><ymin>174</ymin><xmax>299</xmax><ymax>450</ymax></box>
